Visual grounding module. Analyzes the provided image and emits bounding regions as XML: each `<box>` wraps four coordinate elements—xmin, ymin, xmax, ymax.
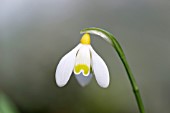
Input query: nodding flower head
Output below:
<box><xmin>55</xmin><ymin>33</ymin><xmax>110</xmax><ymax>88</ymax></box>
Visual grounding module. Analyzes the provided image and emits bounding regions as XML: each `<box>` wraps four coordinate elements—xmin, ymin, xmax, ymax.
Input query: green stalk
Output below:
<box><xmin>80</xmin><ymin>27</ymin><xmax>145</xmax><ymax>113</ymax></box>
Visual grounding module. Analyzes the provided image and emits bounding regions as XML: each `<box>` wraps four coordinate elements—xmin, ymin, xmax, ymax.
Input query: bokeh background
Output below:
<box><xmin>0</xmin><ymin>0</ymin><xmax>170</xmax><ymax>113</ymax></box>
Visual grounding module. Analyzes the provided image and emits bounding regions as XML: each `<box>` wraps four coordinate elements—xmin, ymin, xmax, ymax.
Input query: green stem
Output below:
<box><xmin>80</xmin><ymin>27</ymin><xmax>145</xmax><ymax>113</ymax></box>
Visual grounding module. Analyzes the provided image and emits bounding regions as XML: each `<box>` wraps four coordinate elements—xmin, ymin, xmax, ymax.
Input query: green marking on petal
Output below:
<box><xmin>74</xmin><ymin>64</ymin><xmax>90</xmax><ymax>76</ymax></box>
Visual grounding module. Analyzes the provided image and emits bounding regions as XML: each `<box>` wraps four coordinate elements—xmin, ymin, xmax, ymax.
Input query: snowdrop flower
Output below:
<box><xmin>55</xmin><ymin>33</ymin><xmax>109</xmax><ymax>88</ymax></box>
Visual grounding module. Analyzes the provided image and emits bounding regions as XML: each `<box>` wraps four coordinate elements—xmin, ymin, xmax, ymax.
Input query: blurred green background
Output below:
<box><xmin>0</xmin><ymin>0</ymin><xmax>170</xmax><ymax>113</ymax></box>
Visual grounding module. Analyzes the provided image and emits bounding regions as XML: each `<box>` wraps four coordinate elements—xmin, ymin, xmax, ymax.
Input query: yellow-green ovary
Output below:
<box><xmin>74</xmin><ymin>64</ymin><xmax>89</xmax><ymax>76</ymax></box>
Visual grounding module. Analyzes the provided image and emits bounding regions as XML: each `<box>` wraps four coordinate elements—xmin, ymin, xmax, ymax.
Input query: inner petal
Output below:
<box><xmin>74</xmin><ymin>64</ymin><xmax>89</xmax><ymax>75</ymax></box>
<box><xmin>74</xmin><ymin>45</ymin><xmax>91</xmax><ymax>76</ymax></box>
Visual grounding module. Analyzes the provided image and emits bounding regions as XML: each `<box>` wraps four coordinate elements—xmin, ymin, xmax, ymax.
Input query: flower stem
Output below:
<box><xmin>80</xmin><ymin>27</ymin><xmax>146</xmax><ymax>113</ymax></box>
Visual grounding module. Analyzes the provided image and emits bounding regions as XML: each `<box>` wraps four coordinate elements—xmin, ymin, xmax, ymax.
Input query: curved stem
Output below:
<box><xmin>80</xmin><ymin>27</ymin><xmax>145</xmax><ymax>113</ymax></box>
<box><xmin>115</xmin><ymin>44</ymin><xmax>145</xmax><ymax>113</ymax></box>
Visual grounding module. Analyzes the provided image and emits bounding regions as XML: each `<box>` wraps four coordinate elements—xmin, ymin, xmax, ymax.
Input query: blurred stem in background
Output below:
<box><xmin>81</xmin><ymin>27</ymin><xmax>146</xmax><ymax>113</ymax></box>
<box><xmin>0</xmin><ymin>92</ymin><xmax>20</xmax><ymax>113</ymax></box>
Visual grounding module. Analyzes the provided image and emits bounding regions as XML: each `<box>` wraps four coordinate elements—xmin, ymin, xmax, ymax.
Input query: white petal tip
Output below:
<box><xmin>99</xmin><ymin>82</ymin><xmax>109</xmax><ymax>88</ymax></box>
<box><xmin>56</xmin><ymin>81</ymin><xmax>66</xmax><ymax>87</ymax></box>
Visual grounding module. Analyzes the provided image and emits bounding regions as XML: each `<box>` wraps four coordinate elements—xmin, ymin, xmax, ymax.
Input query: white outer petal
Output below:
<box><xmin>89</xmin><ymin>45</ymin><xmax>110</xmax><ymax>88</ymax></box>
<box><xmin>55</xmin><ymin>44</ymin><xmax>82</xmax><ymax>87</ymax></box>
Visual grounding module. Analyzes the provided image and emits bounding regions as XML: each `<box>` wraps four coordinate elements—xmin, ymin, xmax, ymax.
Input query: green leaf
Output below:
<box><xmin>0</xmin><ymin>93</ymin><xmax>20</xmax><ymax>113</ymax></box>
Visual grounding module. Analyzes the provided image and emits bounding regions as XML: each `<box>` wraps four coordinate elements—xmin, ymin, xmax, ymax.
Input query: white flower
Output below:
<box><xmin>55</xmin><ymin>33</ymin><xmax>110</xmax><ymax>88</ymax></box>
